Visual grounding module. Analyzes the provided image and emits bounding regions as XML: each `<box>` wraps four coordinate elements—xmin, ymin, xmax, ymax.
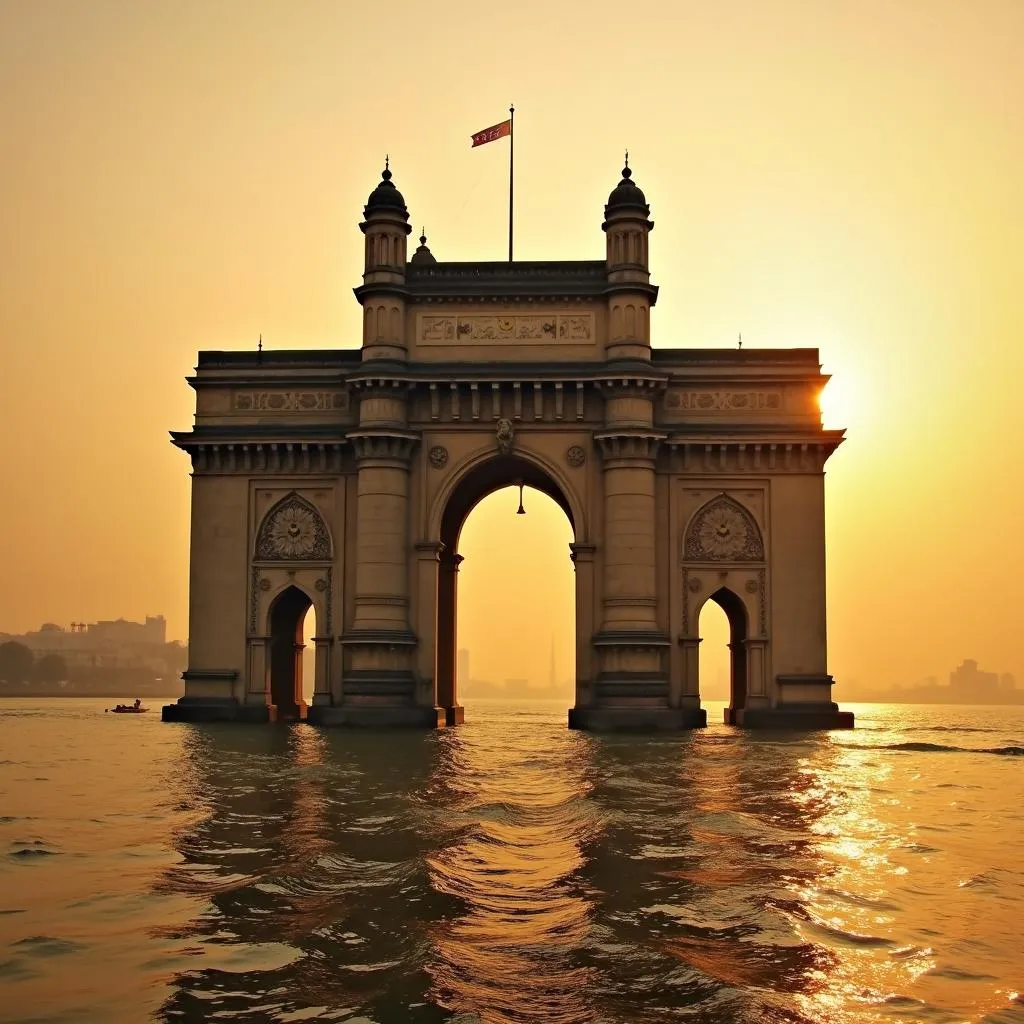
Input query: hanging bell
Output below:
<box><xmin>516</xmin><ymin>481</ymin><xmax>526</xmax><ymax>515</ymax></box>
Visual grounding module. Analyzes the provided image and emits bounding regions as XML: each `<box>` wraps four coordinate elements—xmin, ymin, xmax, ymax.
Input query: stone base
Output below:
<box><xmin>568</xmin><ymin>706</ymin><xmax>707</xmax><ymax>731</ymax></box>
<box><xmin>306</xmin><ymin>704</ymin><xmax>447</xmax><ymax>728</ymax></box>
<box><xmin>161</xmin><ymin>697</ymin><xmax>271</xmax><ymax>723</ymax></box>
<box><xmin>445</xmin><ymin>705</ymin><xmax>465</xmax><ymax>726</ymax></box>
<box><xmin>731</xmin><ymin>705</ymin><xmax>855</xmax><ymax>729</ymax></box>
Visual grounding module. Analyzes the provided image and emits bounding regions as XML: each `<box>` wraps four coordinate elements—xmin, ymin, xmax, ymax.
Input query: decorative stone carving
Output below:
<box><xmin>745</xmin><ymin>579</ymin><xmax>758</xmax><ymax>594</ymax></box>
<box><xmin>315</xmin><ymin>577</ymin><xmax>328</xmax><ymax>592</ymax></box>
<box><xmin>255</xmin><ymin>494</ymin><xmax>331</xmax><ymax>561</ymax></box>
<box><xmin>259</xmin><ymin>578</ymin><xmax>271</xmax><ymax>591</ymax></box>
<box><xmin>566</xmin><ymin>445</ymin><xmax>586</xmax><ymax>467</ymax></box>
<box><xmin>419</xmin><ymin>313</ymin><xmax>593</xmax><ymax>344</ymax></box>
<box><xmin>665</xmin><ymin>390</ymin><xmax>782</xmax><ymax>412</ymax></box>
<box><xmin>234</xmin><ymin>391</ymin><xmax>348</xmax><ymax>412</ymax></box>
<box><xmin>684</xmin><ymin>495</ymin><xmax>764</xmax><ymax>562</ymax></box>
<box><xmin>687</xmin><ymin>577</ymin><xmax>702</xmax><ymax>592</ymax></box>
<box><xmin>428</xmin><ymin>445</ymin><xmax>449</xmax><ymax>468</ymax></box>
<box><xmin>496</xmin><ymin>418</ymin><xmax>514</xmax><ymax>455</ymax></box>
<box><xmin>249</xmin><ymin>567</ymin><xmax>261</xmax><ymax>632</ymax></box>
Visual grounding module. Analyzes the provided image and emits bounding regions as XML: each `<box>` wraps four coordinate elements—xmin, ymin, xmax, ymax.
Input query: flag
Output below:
<box><xmin>471</xmin><ymin>119</ymin><xmax>511</xmax><ymax>147</ymax></box>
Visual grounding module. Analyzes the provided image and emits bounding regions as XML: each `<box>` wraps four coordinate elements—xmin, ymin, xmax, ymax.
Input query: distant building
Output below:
<box><xmin>0</xmin><ymin>616</ymin><xmax>181</xmax><ymax>675</ymax></box>
<box><xmin>949</xmin><ymin>659</ymin><xmax>1001</xmax><ymax>694</ymax></box>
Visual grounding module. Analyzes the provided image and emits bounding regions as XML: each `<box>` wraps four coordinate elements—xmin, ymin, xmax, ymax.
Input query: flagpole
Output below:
<box><xmin>508</xmin><ymin>104</ymin><xmax>515</xmax><ymax>262</ymax></box>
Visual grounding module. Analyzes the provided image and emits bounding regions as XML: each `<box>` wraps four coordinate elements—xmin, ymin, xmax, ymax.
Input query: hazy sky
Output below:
<box><xmin>1</xmin><ymin>0</ymin><xmax>1021</xmax><ymax>698</ymax></box>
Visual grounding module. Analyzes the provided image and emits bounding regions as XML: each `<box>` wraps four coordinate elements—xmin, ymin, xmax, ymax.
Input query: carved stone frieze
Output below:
<box><xmin>255</xmin><ymin>494</ymin><xmax>331</xmax><ymax>561</ymax></box>
<box><xmin>234</xmin><ymin>391</ymin><xmax>349</xmax><ymax>412</ymax></box>
<box><xmin>418</xmin><ymin>313</ymin><xmax>594</xmax><ymax>344</ymax></box>
<box><xmin>684</xmin><ymin>495</ymin><xmax>764</xmax><ymax>562</ymax></box>
<box><xmin>665</xmin><ymin>390</ymin><xmax>782</xmax><ymax>412</ymax></box>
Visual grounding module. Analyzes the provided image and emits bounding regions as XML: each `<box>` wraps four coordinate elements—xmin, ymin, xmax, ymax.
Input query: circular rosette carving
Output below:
<box><xmin>428</xmin><ymin>445</ymin><xmax>449</xmax><ymax>469</ymax></box>
<box><xmin>566</xmin><ymin>445</ymin><xmax>586</xmax><ymax>468</ymax></box>
<box><xmin>684</xmin><ymin>495</ymin><xmax>764</xmax><ymax>562</ymax></box>
<box><xmin>255</xmin><ymin>494</ymin><xmax>331</xmax><ymax>561</ymax></box>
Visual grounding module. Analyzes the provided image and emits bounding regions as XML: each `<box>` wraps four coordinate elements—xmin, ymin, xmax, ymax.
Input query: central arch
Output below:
<box><xmin>434</xmin><ymin>452</ymin><xmax>578</xmax><ymax>725</ymax></box>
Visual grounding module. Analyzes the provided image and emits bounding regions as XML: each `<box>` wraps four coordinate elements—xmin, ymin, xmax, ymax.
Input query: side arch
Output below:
<box><xmin>683</xmin><ymin>493</ymin><xmax>764</xmax><ymax>562</ymax></box>
<box><xmin>255</xmin><ymin>492</ymin><xmax>333</xmax><ymax>561</ymax></box>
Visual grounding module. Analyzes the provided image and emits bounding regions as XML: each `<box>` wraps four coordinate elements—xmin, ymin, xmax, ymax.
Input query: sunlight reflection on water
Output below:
<box><xmin>1</xmin><ymin>698</ymin><xmax>1023</xmax><ymax>1023</ymax></box>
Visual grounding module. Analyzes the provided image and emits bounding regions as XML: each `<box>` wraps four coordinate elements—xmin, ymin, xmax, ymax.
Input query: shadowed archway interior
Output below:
<box><xmin>436</xmin><ymin>455</ymin><xmax>576</xmax><ymax>723</ymax></box>
<box><xmin>268</xmin><ymin>585</ymin><xmax>313</xmax><ymax>721</ymax></box>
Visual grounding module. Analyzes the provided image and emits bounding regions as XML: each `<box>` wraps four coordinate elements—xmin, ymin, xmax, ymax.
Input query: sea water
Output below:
<box><xmin>1</xmin><ymin>698</ymin><xmax>1022</xmax><ymax>1023</ymax></box>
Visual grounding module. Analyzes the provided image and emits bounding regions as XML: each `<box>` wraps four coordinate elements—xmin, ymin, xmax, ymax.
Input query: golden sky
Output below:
<box><xmin>1</xmin><ymin>0</ymin><xmax>1021</xmax><ymax>698</ymax></box>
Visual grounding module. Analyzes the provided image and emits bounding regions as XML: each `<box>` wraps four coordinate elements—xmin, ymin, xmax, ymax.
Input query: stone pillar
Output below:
<box><xmin>315</xmin><ymin>410</ymin><xmax>443</xmax><ymax>727</ymax></box>
<box><xmin>678</xmin><ymin>636</ymin><xmax>701</xmax><ymax>709</ymax></box>
<box><xmin>246</xmin><ymin>637</ymin><xmax>270</xmax><ymax>704</ymax></box>
<box><xmin>596</xmin><ymin>432</ymin><xmax>661</xmax><ymax>634</ymax></box>
<box><xmin>570</xmin><ymin>542</ymin><xmax>596</xmax><ymax>709</ymax></box>
<box><xmin>413</xmin><ymin>541</ymin><xmax>443</xmax><ymax>708</ymax></box>
<box><xmin>436</xmin><ymin>551</ymin><xmax>464</xmax><ymax>725</ymax></box>
<box><xmin>745</xmin><ymin>638</ymin><xmax>769</xmax><ymax>710</ymax></box>
<box><xmin>312</xmin><ymin>637</ymin><xmax>332</xmax><ymax>707</ymax></box>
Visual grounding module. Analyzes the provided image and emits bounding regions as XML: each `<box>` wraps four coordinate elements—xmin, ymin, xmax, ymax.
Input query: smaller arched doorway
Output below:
<box><xmin>267</xmin><ymin>585</ymin><xmax>313</xmax><ymax>721</ymax></box>
<box><xmin>434</xmin><ymin>453</ymin><xmax>578</xmax><ymax>725</ymax></box>
<box><xmin>699</xmin><ymin>587</ymin><xmax>748</xmax><ymax>725</ymax></box>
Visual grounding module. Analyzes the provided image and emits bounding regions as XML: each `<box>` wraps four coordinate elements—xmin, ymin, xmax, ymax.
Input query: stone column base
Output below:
<box><xmin>732</xmin><ymin>705</ymin><xmax>855</xmax><ymax>729</ymax></box>
<box><xmin>568</xmin><ymin>706</ymin><xmax>707</xmax><ymax>731</ymax></box>
<box><xmin>445</xmin><ymin>705</ymin><xmax>465</xmax><ymax>726</ymax></box>
<box><xmin>161</xmin><ymin>697</ymin><xmax>270</xmax><ymax>723</ymax></box>
<box><xmin>307</xmin><ymin>705</ymin><xmax>446</xmax><ymax>728</ymax></box>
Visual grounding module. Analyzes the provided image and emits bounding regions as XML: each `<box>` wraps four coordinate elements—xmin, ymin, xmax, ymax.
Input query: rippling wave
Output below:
<box><xmin>1</xmin><ymin>698</ymin><xmax>1023</xmax><ymax>1023</ymax></box>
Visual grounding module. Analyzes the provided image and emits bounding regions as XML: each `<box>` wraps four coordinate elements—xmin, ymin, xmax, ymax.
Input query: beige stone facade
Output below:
<box><xmin>163</xmin><ymin>163</ymin><xmax>853</xmax><ymax>729</ymax></box>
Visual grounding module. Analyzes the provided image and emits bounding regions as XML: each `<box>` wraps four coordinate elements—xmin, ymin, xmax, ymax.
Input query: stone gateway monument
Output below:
<box><xmin>163</xmin><ymin>162</ymin><xmax>854</xmax><ymax>730</ymax></box>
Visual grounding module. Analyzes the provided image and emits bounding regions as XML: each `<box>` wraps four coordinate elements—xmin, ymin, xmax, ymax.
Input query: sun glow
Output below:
<box><xmin>818</xmin><ymin>372</ymin><xmax>861</xmax><ymax>432</ymax></box>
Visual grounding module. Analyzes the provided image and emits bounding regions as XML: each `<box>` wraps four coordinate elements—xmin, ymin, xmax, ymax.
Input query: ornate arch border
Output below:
<box><xmin>425</xmin><ymin>441</ymin><xmax>588</xmax><ymax>545</ymax></box>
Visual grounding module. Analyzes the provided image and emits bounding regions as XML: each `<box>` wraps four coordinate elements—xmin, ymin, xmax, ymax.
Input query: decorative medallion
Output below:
<box><xmin>687</xmin><ymin>577</ymin><xmax>702</xmax><ymax>593</ymax></box>
<box><xmin>745</xmin><ymin>579</ymin><xmax>758</xmax><ymax>594</ymax></box>
<box><xmin>255</xmin><ymin>493</ymin><xmax>331</xmax><ymax>561</ymax></box>
<box><xmin>566</xmin><ymin>445</ymin><xmax>586</xmax><ymax>468</ymax></box>
<box><xmin>315</xmin><ymin>577</ymin><xmax>328</xmax><ymax>592</ymax></box>
<box><xmin>684</xmin><ymin>495</ymin><xmax>764</xmax><ymax>562</ymax></box>
<box><xmin>496</xmin><ymin>418</ymin><xmax>514</xmax><ymax>456</ymax></box>
<box><xmin>259</xmin><ymin>578</ymin><xmax>271</xmax><ymax>591</ymax></box>
<box><xmin>428</xmin><ymin>445</ymin><xmax>449</xmax><ymax>468</ymax></box>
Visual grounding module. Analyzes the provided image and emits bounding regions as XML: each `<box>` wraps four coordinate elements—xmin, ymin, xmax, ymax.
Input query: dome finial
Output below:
<box><xmin>622</xmin><ymin>150</ymin><xmax>632</xmax><ymax>179</ymax></box>
<box><xmin>382</xmin><ymin>154</ymin><xmax>391</xmax><ymax>181</ymax></box>
<box><xmin>420</xmin><ymin>226</ymin><xmax>426</xmax><ymax>245</ymax></box>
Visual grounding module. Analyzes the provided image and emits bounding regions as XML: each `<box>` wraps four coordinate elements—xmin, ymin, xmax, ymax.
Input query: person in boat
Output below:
<box><xmin>133</xmin><ymin>698</ymin><xmax>141</xmax><ymax>709</ymax></box>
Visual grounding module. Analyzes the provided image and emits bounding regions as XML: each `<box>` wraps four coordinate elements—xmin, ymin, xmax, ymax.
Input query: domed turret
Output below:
<box><xmin>602</xmin><ymin>155</ymin><xmax>656</xmax><ymax>363</ymax></box>
<box><xmin>364</xmin><ymin>162</ymin><xmax>409</xmax><ymax>218</ymax></box>
<box><xmin>357</xmin><ymin>159</ymin><xmax>414</xmax><ymax>364</ymax></box>
<box><xmin>409</xmin><ymin>229</ymin><xmax>437</xmax><ymax>266</ymax></box>
<box><xmin>605</xmin><ymin>162</ymin><xmax>649</xmax><ymax>215</ymax></box>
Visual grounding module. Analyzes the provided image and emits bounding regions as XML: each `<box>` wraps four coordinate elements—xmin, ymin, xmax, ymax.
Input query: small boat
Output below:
<box><xmin>108</xmin><ymin>703</ymin><xmax>147</xmax><ymax>714</ymax></box>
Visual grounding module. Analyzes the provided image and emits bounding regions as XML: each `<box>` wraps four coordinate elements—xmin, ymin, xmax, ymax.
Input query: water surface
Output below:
<box><xmin>1</xmin><ymin>698</ymin><xmax>1022</xmax><ymax>1023</ymax></box>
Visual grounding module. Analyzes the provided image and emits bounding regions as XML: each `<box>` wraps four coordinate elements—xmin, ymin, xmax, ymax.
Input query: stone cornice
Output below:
<box><xmin>661</xmin><ymin>435</ymin><xmax>844</xmax><ymax>473</ymax></box>
<box><xmin>348</xmin><ymin>430</ymin><xmax>419</xmax><ymax>464</ymax></box>
<box><xmin>173</xmin><ymin>439</ymin><xmax>349</xmax><ymax>474</ymax></box>
<box><xmin>594</xmin><ymin>430</ymin><xmax>666</xmax><ymax>463</ymax></box>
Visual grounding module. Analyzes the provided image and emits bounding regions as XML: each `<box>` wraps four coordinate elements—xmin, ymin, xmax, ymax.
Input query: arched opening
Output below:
<box><xmin>698</xmin><ymin>587</ymin><xmax>748</xmax><ymax>725</ymax></box>
<box><xmin>267</xmin><ymin>585</ymin><xmax>313</xmax><ymax>722</ymax></box>
<box><xmin>436</xmin><ymin>454</ymin><xmax>576</xmax><ymax>725</ymax></box>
